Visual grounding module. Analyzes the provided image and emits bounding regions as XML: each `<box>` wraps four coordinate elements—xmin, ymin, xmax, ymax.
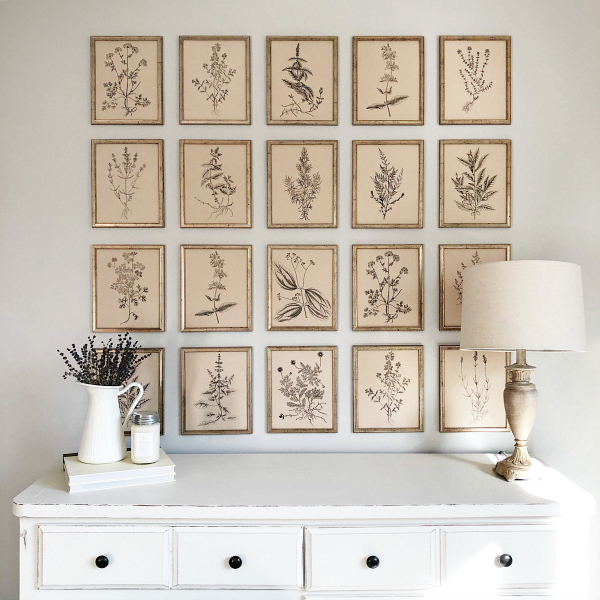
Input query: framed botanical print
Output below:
<box><xmin>352</xmin><ymin>140</ymin><xmax>423</xmax><ymax>228</ymax></box>
<box><xmin>181</xmin><ymin>245</ymin><xmax>252</xmax><ymax>332</ymax></box>
<box><xmin>353</xmin><ymin>36</ymin><xmax>424</xmax><ymax>125</ymax></box>
<box><xmin>93</xmin><ymin>245</ymin><xmax>164</xmax><ymax>332</ymax></box>
<box><xmin>179</xmin><ymin>36</ymin><xmax>251</xmax><ymax>125</ymax></box>
<box><xmin>267</xmin><ymin>36</ymin><xmax>338</xmax><ymax>125</ymax></box>
<box><xmin>439</xmin><ymin>35</ymin><xmax>511</xmax><ymax>125</ymax></box>
<box><xmin>439</xmin><ymin>139</ymin><xmax>511</xmax><ymax>228</ymax></box>
<box><xmin>440</xmin><ymin>345</ymin><xmax>510</xmax><ymax>432</ymax></box>
<box><xmin>353</xmin><ymin>345</ymin><xmax>423</xmax><ymax>433</ymax></box>
<box><xmin>353</xmin><ymin>245</ymin><xmax>423</xmax><ymax>331</ymax></box>
<box><xmin>267</xmin><ymin>140</ymin><xmax>337</xmax><ymax>228</ymax></box>
<box><xmin>180</xmin><ymin>140</ymin><xmax>252</xmax><ymax>228</ymax></box>
<box><xmin>267</xmin><ymin>346</ymin><xmax>337</xmax><ymax>433</ymax></box>
<box><xmin>439</xmin><ymin>244</ymin><xmax>511</xmax><ymax>331</ymax></box>
<box><xmin>92</xmin><ymin>140</ymin><xmax>164</xmax><ymax>227</ymax></box>
<box><xmin>268</xmin><ymin>245</ymin><xmax>337</xmax><ymax>331</ymax></box>
<box><xmin>91</xmin><ymin>36</ymin><xmax>163</xmax><ymax>125</ymax></box>
<box><xmin>181</xmin><ymin>347</ymin><xmax>252</xmax><ymax>435</ymax></box>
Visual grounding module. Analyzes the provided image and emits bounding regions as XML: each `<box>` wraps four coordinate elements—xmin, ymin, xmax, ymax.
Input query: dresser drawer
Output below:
<box><xmin>174</xmin><ymin>526</ymin><xmax>303</xmax><ymax>588</ymax></box>
<box><xmin>306</xmin><ymin>526</ymin><xmax>437</xmax><ymax>590</ymax></box>
<box><xmin>38</xmin><ymin>525</ymin><xmax>170</xmax><ymax>589</ymax></box>
<box><xmin>441</xmin><ymin>525</ymin><xmax>557</xmax><ymax>590</ymax></box>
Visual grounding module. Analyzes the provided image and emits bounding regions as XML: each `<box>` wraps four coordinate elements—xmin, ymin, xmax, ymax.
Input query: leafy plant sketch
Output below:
<box><xmin>195</xmin><ymin>252</ymin><xmax>237</xmax><ymax>324</ymax></box>
<box><xmin>280</xmin><ymin>43</ymin><xmax>324</xmax><ymax>118</ymax></box>
<box><xmin>119</xmin><ymin>376</ymin><xmax>150</xmax><ymax>424</ymax></box>
<box><xmin>192</xmin><ymin>43</ymin><xmax>236</xmax><ymax>115</ymax></box>
<box><xmin>102</xmin><ymin>43</ymin><xmax>151</xmax><ymax>117</ymax></box>
<box><xmin>107</xmin><ymin>252</ymin><xmax>148</xmax><ymax>324</ymax></box>
<box><xmin>453</xmin><ymin>251</ymin><xmax>482</xmax><ymax>304</ymax></box>
<box><xmin>274</xmin><ymin>252</ymin><xmax>331</xmax><ymax>322</ymax></box>
<box><xmin>107</xmin><ymin>147</ymin><xmax>146</xmax><ymax>219</ymax></box>
<box><xmin>195</xmin><ymin>353</ymin><xmax>236</xmax><ymax>427</ymax></box>
<box><xmin>451</xmin><ymin>148</ymin><xmax>498</xmax><ymax>218</ymax></box>
<box><xmin>370</xmin><ymin>148</ymin><xmax>404</xmax><ymax>219</ymax></box>
<box><xmin>365</xmin><ymin>351</ymin><xmax>411</xmax><ymax>424</ymax></box>
<box><xmin>283</xmin><ymin>147</ymin><xmax>322</xmax><ymax>220</ymax></box>
<box><xmin>459</xmin><ymin>351</ymin><xmax>490</xmax><ymax>422</ymax></box>
<box><xmin>366</xmin><ymin>44</ymin><xmax>408</xmax><ymax>116</ymax></box>
<box><xmin>457</xmin><ymin>46</ymin><xmax>493</xmax><ymax>113</ymax></box>
<box><xmin>278</xmin><ymin>351</ymin><xmax>327</xmax><ymax>424</ymax></box>
<box><xmin>196</xmin><ymin>147</ymin><xmax>237</xmax><ymax>220</ymax></box>
<box><xmin>363</xmin><ymin>251</ymin><xmax>412</xmax><ymax>323</ymax></box>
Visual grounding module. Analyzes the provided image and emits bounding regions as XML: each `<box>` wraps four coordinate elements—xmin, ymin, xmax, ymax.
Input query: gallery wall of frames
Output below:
<box><xmin>89</xmin><ymin>34</ymin><xmax>512</xmax><ymax>437</ymax></box>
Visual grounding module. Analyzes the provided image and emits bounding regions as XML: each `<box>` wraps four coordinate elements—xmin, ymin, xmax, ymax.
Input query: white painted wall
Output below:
<box><xmin>1</xmin><ymin>0</ymin><xmax>598</xmax><ymax>597</ymax></box>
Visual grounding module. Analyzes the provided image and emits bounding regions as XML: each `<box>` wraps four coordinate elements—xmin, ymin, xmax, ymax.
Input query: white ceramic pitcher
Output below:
<box><xmin>77</xmin><ymin>382</ymin><xmax>144</xmax><ymax>464</ymax></box>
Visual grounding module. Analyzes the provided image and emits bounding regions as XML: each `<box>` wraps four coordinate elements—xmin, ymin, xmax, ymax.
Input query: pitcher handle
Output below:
<box><xmin>119</xmin><ymin>382</ymin><xmax>145</xmax><ymax>430</ymax></box>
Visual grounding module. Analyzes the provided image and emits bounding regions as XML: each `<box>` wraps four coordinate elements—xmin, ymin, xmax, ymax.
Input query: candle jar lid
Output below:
<box><xmin>132</xmin><ymin>411</ymin><xmax>160</xmax><ymax>426</ymax></box>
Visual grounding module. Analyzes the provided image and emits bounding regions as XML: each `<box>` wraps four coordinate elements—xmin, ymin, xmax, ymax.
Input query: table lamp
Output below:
<box><xmin>460</xmin><ymin>260</ymin><xmax>586</xmax><ymax>481</ymax></box>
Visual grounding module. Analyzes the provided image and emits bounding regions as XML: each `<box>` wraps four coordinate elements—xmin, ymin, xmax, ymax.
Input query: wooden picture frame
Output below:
<box><xmin>92</xmin><ymin>245</ymin><xmax>164</xmax><ymax>332</ymax></box>
<box><xmin>439</xmin><ymin>139</ymin><xmax>511</xmax><ymax>228</ymax></box>
<box><xmin>353</xmin><ymin>244</ymin><xmax>423</xmax><ymax>331</ymax></box>
<box><xmin>439</xmin><ymin>345</ymin><xmax>510</xmax><ymax>432</ymax></box>
<box><xmin>439</xmin><ymin>35</ymin><xmax>511</xmax><ymax>125</ymax></box>
<box><xmin>91</xmin><ymin>36</ymin><xmax>163</xmax><ymax>125</ymax></box>
<box><xmin>267</xmin><ymin>346</ymin><xmax>337</xmax><ymax>433</ymax></box>
<box><xmin>267</xmin><ymin>140</ymin><xmax>337</xmax><ymax>228</ymax></box>
<box><xmin>181</xmin><ymin>245</ymin><xmax>252</xmax><ymax>332</ymax></box>
<box><xmin>180</xmin><ymin>139</ymin><xmax>252</xmax><ymax>228</ymax></box>
<box><xmin>439</xmin><ymin>244</ymin><xmax>511</xmax><ymax>331</ymax></box>
<box><xmin>181</xmin><ymin>347</ymin><xmax>252</xmax><ymax>435</ymax></box>
<box><xmin>352</xmin><ymin>140</ymin><xmax>423</xmax><ymax>229</ymax></box>
<box><xmin>179</xmin><ymin>35</ymin><xmax>251</xmax><ymax>125</ymax></box>
<box><xmin>353</xmin><ymin>345</ymin><xmax>424</xmax><ymax>433</ymax></box>
<box><xmin>267</xmin><ymin>36</ymin><xmax>338</xmax><ymax>125</ymax></box>
<box><xmin>353</xmin><ymin>36</ymin><xmax>424</xmax><ymax>126</ymax></box>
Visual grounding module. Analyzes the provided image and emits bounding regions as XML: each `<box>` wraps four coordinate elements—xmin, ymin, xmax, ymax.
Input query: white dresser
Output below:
<box><xmin>13</xmin><ymin>453</ymin><xmax>595</xmax><ymax>599</ymax></box>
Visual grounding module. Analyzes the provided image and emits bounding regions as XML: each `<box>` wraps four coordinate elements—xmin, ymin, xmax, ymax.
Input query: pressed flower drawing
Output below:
<box><xmin>195</xmin><ymin>252</ymin><xmax>237</xmax><ymax>324</ymax></box>
<box><xmin>196</xmin><ymin>147</ymin><xmax>237</xmax><ymax>220</ymax></box>
<box><xmin>195</xmin><ymin>353</ymin><xmax>236</xmax><ymax>427</ymax></box>
<box><xmin>452</xmin><ymin>148</ymin><xmax>498</xmax><ymax>219</ymax></box>
<box><xmin>453</xmin><ymin>251</ymin><xmax>482</xmax><ymax>304</ymax></box>
<box><xmin>457</xmin><ymin>46</ymin><xmax>493</xmax><ymax>113</ymax></box>
<box><xmin>192</xmin><ymin>43</ymin><xmax>236</xmax><ymax>115</ymax></box>
<box><xmin>366</xmin><ymin>43</ymin><xmax>408</xmax><ymax>116</ymax></box>
<box><xmin>274</xmin><ymin>252</ymin><xmax>331</xmax><ymax>322</ymax></box>
<box><xmin>363</xmin><ymin>251</ymin><xmax>412</xmax><ymax>323</ymax></box>
<box><xmin>280</xmin><ymin>43</ymin><xmax>324</xmax><ymax>118</ymax></box>
<box><xmin>370</xmin><ymin>148</ymin><xmax>404</xmax><ymax>219</ymax></box>
<box><xmin>459</xmin><ymin>351</ymin><xmax>490</xmax><ymax>422</ymax></box>
<box><xmin>107</xmin><ymin>252</ymin><xmax>148</xmax><ymax>324</ymax></box>
<box><xmin>102</xmin><ymin>43</ymin><xmax>151</xmax><ymax>117</ymax></box>
<box><xmin>278</xmin><ymin>351</ymin><xmax>327</xmax><ymax>424</ymax></box>
<box><xmin>107</xmin><ymin>147</ymin><xmax>146</xmax><ymax>220</ymax></box>
<box><xmin>283</xmin><ymin>147</ymin><xmax>322</xmax><ymax>220</ymax></box>
<box><xmin>119</xmin><ymin>376</ymin><xmax>150</xmax><ymax>423</ymax></box>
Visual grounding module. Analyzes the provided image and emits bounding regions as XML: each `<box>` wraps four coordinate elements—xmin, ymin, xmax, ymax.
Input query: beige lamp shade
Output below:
<box><xmin>460</xmin><ymin>260</ymin><xmax>586</xmax><ymax>352</ymax></box>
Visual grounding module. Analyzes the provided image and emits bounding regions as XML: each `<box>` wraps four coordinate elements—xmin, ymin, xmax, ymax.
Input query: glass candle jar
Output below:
<box><xmin>130</xmin><ymin>411</ymin><xmax>160</xmax><ymax>464</ymax></box>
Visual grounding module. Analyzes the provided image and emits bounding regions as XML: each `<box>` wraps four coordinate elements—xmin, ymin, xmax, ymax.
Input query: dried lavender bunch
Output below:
<box><xmin>57</xmin><ymin>333</ymin><xmax>149</xmax><ymax>386</ymax></box>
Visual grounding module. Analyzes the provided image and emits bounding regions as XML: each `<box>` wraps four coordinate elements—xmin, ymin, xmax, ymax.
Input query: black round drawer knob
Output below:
<box><xmin>95</xmin><ymin>555</ymin><xmax>109</xmax><ymax>569</ymax></box>
<box><xmin>229</xmin><ymin>555</ymin><xmax>243</xmax><ymax>569</ymax></box>
<box><xmin>366</xmin><ymin>555</ymin><xmax>380</xmax><ymax>569</ymax></box>
<box><xmin>499</xmin><ymin>553</ymin><xmax>513</xmax><ymax>567</ymax></box>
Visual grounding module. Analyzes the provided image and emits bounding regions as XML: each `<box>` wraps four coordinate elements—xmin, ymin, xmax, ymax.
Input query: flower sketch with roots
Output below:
<box><xmin>283</xmin><ymin>147</ymin><xmax>322</xmax><ymax>221</ymax></box>
<box><xmin>457</xmin><ymin>46</ymin><xmax>493</xmax><ymax>113</ymax></box>
<box><xmin>119</xmin><ymin>377</ymin><xmax>150</xmax><ymax>425</ymax></box>
<box><xmin>102</xmin><ymin>43</ymin><xmax>151</xmax><ymax>117</ymax></box>
<box><xmin>280</xmin><ymin>43</ymin><xmax>324</xmax><ymax>118</ymax></box>
<box><xmin>107</xmin><ymin>147</ymin><xmax>146</xmax><ymax>220</ymax></box>
<box><xmin>274</xmin><ymin>252</ymin><xmax>331</xmax><ymax>323</ymax></box>
<box><xmin>107</xmin><ymin>252</ymin><xmax>148</xmax><ymax>324</ymax></box>
<box><xmin>192</xmin><ymin>43</ymin><xmax>236</xmax><ymax>115</ymax></box>
<box><xmin>363</xmin><ymin>251</ymin><xmax>412</xmax><ymax>323</ymax></box>
<box><xmin>365</xmin><ymin>351</ymin><xmax>411</xmax><ymax>424</ymax></box>
<box><xmin>196</xmin><ymin>147</ymin><xmax>237</xmax><ymax>220</ymax></box>
<box><xmin>453</xmin><ymin>251</ymin><xmax>482</xmax><ymax>304</ymax></box>
<box><xmin>196</xmin><ymin>353</ymin><xmax>236</xmax><ymax>427</ymax></box>
<box><xmin>195</xmin><ymin>252</ymin><xmax>237</xmax><ymax>324</ymax></box>
<box><xmin>366</xmin><ymin>44</ymin><xmax>408</xmax><ymax>117</ymax></box>
<box><xmin>459</xmin><ymin>351</ymin><xmax>490</xmax><ymax>422</ymax></box>
<box><xmin>278</xmin><ymin>351</ymin><xmax>327</xmax><ymax>425</ymax></box>
<box><xmin>370</xmin><ymin>148</ymin><xmax>404</xmax><ymax>219</ymax></box>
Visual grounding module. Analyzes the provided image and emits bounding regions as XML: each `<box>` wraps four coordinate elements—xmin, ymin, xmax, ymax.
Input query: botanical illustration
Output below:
<box><xmin>370</xmin><ymin>148</ymin><xmax>404</xmax><ymax>219</ymax></box>
<box><xmin>459</xmin><ymin>351</ymin><xmax>490</xmax><ymax>422</ymax></box>
<box><xmin>366</xmin><ymin>43</ymin><xmax>407</xmax><ymax>116</ymax></box>
<box><xmin>457</xmin><ymin>46</ymin><xmax>493</xmax><ymax>113</ymax></box>
<box><xmin>195</xmin><ymin>251</ymin><xmax>237</xmax><ymax>324</ymax></box>
<box><xmin>280</xmin><ymin>43</ymin><xmax>324</xmax><ymax>118</ymax></box>
<box><xmin>196</xmin><ymin>146</ymin><xmax>237</xmax><ymax>220</ymax></box>
<box><xmin>452</xmin><ymin>147</ymin><xmax>497</xmax><ymax>219</ymax></box>
<box><xmin>191</xmin><ymin>43</ymin><xmax>236</xmax><ymax>115</ymax></box>
<box><xmin>107</xmin><ymin>147</ymin><xmax>146</xmax><ymax>220</ymax></box>
<box><xmin>283</xmin><ymin>147</ymin><xmax>321</xmax><ymax>220</ymax></box>
<box><xmin>195</xmin><ymin>353</ymin><xmax>237</xmax><ymax>427</ymax></box>
<box><xmin>453</xmin><ymin>251</ymin><xmax>482</xmax><ymax>304</ymax></box>
<box><xmin>107</xmin><ymin>252</ymin><xmax>148</xmax><ymax>325</ymax></box>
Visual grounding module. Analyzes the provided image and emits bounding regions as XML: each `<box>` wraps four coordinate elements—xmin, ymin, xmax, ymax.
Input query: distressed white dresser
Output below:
<box><xmin>13</xmin><ymin>453</ymin><xmax>594</xmax><ymax>599</ymax></box>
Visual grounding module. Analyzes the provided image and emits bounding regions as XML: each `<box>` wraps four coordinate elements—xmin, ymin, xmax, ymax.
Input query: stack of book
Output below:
<box><xmin>63</xmin><ymin>450</ymin><xmax>175</xmax><ymax>493</ymax></box>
